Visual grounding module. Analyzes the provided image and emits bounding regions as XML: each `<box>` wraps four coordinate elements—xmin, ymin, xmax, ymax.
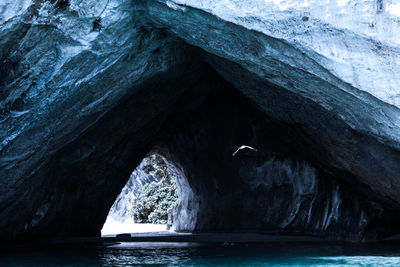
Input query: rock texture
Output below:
<box><xmin>1</xmin><ymin>0</ymin><xmax>400</xmax><ymax>242</ymax></box>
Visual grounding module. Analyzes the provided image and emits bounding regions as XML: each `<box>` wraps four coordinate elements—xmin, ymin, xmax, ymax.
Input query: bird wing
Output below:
<box><xmin>232</xmin><ymin>145</ymin><xmax>258</xmax><ymax>156</ymax></box>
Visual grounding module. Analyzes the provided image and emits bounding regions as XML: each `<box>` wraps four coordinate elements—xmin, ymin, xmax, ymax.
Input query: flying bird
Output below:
<box><xmin>232</xmin><ymin>145</ymin><xmax>258</xmax><ymax>156</ymax></box>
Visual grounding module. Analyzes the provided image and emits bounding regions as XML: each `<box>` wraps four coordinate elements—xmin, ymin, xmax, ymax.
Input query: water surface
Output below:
<box><xmin>2</xmin><ymin>242</ymin><xmax>400</xmax><ymax>266</ymax></box>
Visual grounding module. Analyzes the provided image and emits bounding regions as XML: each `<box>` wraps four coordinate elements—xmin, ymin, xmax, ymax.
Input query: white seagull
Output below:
<box><xmin>232</xmin><ymin>145</ymin><xmax>258</xmax><ymax>156</ymax></box>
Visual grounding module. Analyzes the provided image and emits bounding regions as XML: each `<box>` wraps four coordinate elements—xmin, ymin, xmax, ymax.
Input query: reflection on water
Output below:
<box><xmin>2</xmin><ymin>242</ymin><xmax>400</xmax><ymax>266</ymax></box>
<box><xmin>305</xmin><ymin>256</ymin><xmax>400</xmax><ymax>266</ymax></box>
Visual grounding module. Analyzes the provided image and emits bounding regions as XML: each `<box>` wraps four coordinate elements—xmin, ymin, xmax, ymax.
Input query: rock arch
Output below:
<box><xmin>2</xmin><ymin>0</ymin><xmax>400</xmax><ymax>242</ymax></box>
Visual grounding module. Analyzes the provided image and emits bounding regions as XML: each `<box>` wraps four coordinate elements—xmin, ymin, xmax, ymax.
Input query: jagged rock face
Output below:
<box><xmin>1</xmin><ymin>0</ymin><xmax>400</xmax><ymax>241</ymax></box>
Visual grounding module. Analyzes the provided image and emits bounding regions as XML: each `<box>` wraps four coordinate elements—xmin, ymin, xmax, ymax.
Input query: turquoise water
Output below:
<box><xmin>2</xmin><ymin>242</ymin><xmax>400</xmax><ymax>266</ymax></box>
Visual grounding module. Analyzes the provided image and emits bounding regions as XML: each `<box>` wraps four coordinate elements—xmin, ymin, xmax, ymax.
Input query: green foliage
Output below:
<box><xmin>132</xmin><ymin>177</ymin><xmax>178</xmax><ymax>224</ymax></box>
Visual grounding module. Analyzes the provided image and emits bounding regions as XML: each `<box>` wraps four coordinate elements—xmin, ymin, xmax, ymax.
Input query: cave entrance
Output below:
<box><xmin>100</xmin><ymin>150</ymin><xmax>181</xmax><ymax>237</ymax></box>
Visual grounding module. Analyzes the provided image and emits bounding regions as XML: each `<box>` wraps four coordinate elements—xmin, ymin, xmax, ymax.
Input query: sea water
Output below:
<box><xmin>2</xmin><ymin>242</ymin><xmax>400</xmax><ymax>266</ymax></box>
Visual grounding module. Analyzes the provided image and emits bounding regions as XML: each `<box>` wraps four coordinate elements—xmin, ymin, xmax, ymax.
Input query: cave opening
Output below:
<box><xmin>100</xmin><ymin>151</ymin><xmax>181</xmax><ymax>237</ymax></box>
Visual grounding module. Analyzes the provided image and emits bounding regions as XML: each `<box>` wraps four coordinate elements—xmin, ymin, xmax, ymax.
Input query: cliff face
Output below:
<box><xmin>1</xmin><ymin>0</ymin><xmax>400</xmax><ymax>241</ymax></box>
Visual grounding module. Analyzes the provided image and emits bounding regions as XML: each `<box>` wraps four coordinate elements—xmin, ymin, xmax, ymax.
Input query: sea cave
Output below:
<box><xmin>2</xmin><ymin>0</ymin><xmax>400</xmax><ymax>265</ymax></box>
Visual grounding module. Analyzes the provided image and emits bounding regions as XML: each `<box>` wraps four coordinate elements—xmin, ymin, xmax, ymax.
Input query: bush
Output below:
<box><xmin>132</xmin><ymin>176</ymin><xmax>178</xmax><ymax>224</ymax></box>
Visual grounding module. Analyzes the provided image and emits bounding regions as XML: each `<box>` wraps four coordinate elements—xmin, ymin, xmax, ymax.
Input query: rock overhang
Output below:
<box><xmin>1</xmin><ymin>0</ymin><xmax>400</xmax><ymax>241</ymax></box>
